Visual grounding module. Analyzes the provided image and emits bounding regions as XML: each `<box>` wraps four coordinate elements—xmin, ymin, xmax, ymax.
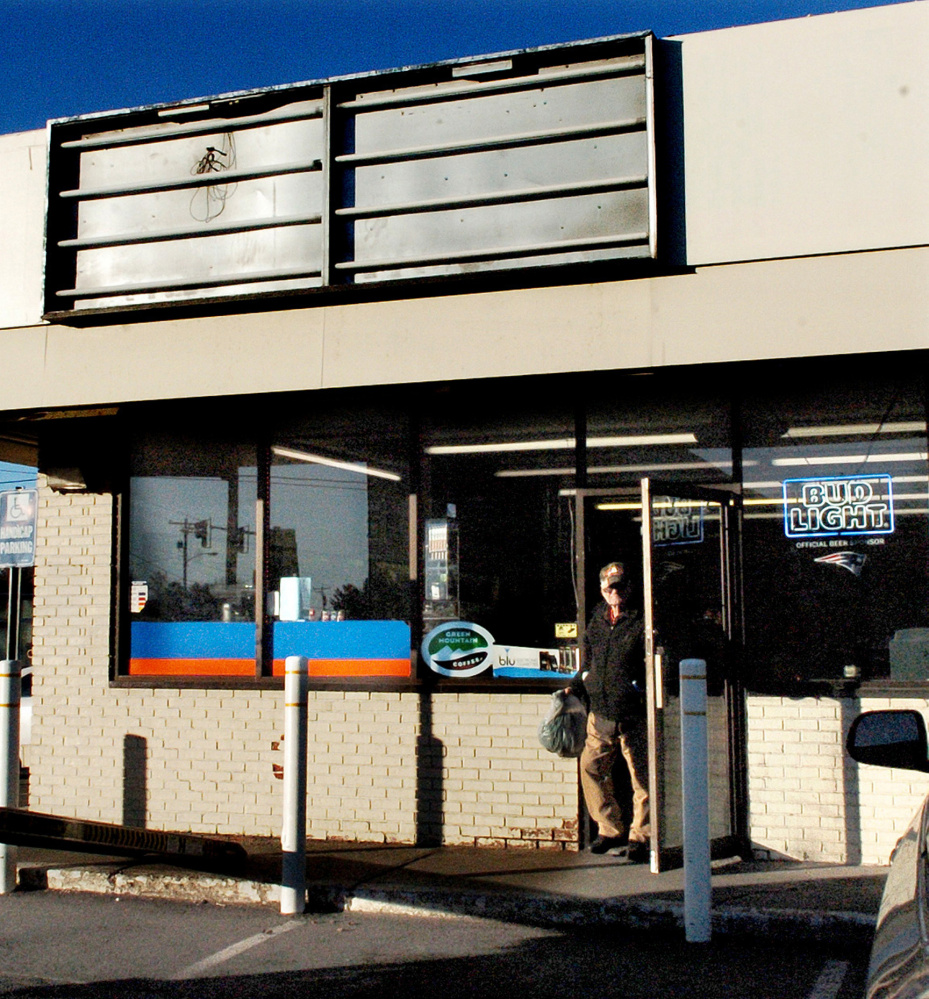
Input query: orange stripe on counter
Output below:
<box><xmin>128</xmin><ymin>659</ymin><xmax>255</xmax><ymax>676</ymax></box>
<box><xmin>271</xmin><ymin>659</ymin><xmax>411</xmax><ymax>677</ymax></box>
<box><xmin>129</xmin><ymin>659</ymin><xmax>411</xmax><ymax>678</ymax></box>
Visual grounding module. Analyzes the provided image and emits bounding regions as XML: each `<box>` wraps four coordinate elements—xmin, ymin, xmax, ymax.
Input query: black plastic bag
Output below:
<box><xmin>538</xmin><ymin>690</ymin><xmax>588</xmax><ymax>758</ymax></box>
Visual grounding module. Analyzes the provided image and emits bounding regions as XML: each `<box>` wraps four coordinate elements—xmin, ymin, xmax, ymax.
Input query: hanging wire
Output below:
<box><xmin>189</xmin><ymin>132</ymin><xmax>237</xmax><ymax>223</ymax></box>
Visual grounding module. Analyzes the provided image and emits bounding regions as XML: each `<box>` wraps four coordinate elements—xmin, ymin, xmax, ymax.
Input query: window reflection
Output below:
<box><xmin>127</xmin><ymin>429</ymin><xmax>257</xmax><ymax>676</ymax></box>
<box><xmin>268</xmin><ymin>402</ymin><xmax>411</xmax><ymax>678</ymax></box>
<box><xmin>741</xmin><ymin>368</ymin><xmax>929</xmax><ymax>688</ymax></box>
<box><xmin>129</xmin><ymin>433</ymin><xmax>257</xmax><ymax>625</ymax></box>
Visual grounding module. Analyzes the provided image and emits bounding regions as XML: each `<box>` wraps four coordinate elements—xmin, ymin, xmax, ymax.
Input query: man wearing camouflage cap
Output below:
<box><xmin>567</xmin><ymin>560</ymin><xmax>649</xmax><ymax>860</ymax></box>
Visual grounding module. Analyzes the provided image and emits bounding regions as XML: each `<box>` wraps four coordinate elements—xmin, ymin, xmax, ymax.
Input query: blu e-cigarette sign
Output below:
<box><xmin>783</xmin><ymin>474</ymin><xmax>894</xmax><ymax>539</ymax></box>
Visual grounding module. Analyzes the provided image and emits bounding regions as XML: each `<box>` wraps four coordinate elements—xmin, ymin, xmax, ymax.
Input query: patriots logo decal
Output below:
<box><xmin>814</xmin><ymin>551</ymin><xmax>867</xmax><ymax>576</ymax></box>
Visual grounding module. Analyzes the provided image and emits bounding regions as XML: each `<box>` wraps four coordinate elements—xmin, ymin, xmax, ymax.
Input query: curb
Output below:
<box><xmin>16</xmin><ymin>863</ymin><xmax>877</xmax><ymax>946</ymax></box>
<box><xmin>343</xmin><ymin>887</ymin><xmax>876</xmax><ymax>946</ymax></box>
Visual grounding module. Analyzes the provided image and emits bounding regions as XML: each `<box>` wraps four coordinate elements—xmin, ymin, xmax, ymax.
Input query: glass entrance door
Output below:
<box><xmin>641</xmin><ymin>478</ymin><xmax>743</xmax><ymax>871</ymax></box>
<box><xmin>576</xmin><ymin>480</ymin><xmax>744</xmax><ymax>872</ymax></box>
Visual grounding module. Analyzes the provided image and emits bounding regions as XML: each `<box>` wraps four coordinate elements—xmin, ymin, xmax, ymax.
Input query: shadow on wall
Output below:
<box><xmin>123</xmin><ymin>733</ymin><xmax>148</xmax><ymax>829</ymax></box>
<box><xmin>655</xmin><ymin>38</ymin><xmax>686</xmax><ymax>268</ymax></box>
<box><xmin>416</xmin><ymin>691</ymin><xmax>444</xmax><ymax>847</ymax></box>
<box><xmin>840</xmin><ymin>697</ymin><xmax>862</xmax><ymax>865</ymax></box>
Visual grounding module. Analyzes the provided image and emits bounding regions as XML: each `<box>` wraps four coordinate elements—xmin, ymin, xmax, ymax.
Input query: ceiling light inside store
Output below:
<box><xmin>596</xmin><ymin>499</ymin><xmax>717</xmax><ymax>511</ymax></box>
<box><xmin>781</xmin><ymin>421</ymin><xmax>926</xmax><ymax>439</ymax></box>
<box><xmin>744</xmin><ymin>475</ymin><xmax>929</xmax><ymax>491</ymax></box>
<box><xmin>495</xmin><ymin>458</ymin><xmax>738</xmax><ymax>478</ymax></box>
<box><xmin>426</xmin><ymin>433</ymin><xmax>697</xmax><ymax>456</ymax></box>
<box><xmin>271</xmin><ymin>445</ymin><xmax>401</xmax><ymax>481</ymax></box>
<box><xmin>772</xmin><ymin>452</ymin><xmax>927</xmax><ymax>467</ymax></box>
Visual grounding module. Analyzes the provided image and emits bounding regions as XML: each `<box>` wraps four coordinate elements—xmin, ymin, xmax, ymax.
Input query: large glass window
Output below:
<box><xmin>582</xmin><ymin>373</ymin><xmax>735</xmax><ymax>623</ymax></box>
<box><xmin>269</xmin><ymin>400</ymin><xmax>411</xmax><ymax>677</ymax></box>
<box><xmin>120</xmin><ymin>361</ymin><xmax>929</xmax><ymax>692</ymax></box>
<box><xmin>741</xmin><ymin>362</ymin><xmax>928</xmax><ymax>689</ymax></box>
<box><xmin>125</xmin><ymin>398</ymin><xmax>411</xmax><ymax>679</ymax></box>
<box><xmin>585</xmin><ymin>374</ymin><xmax>734</xmax><ymax>491</ymax></box>
<box><xmin>419</xmin><ymin>379</ymin><xmax>578</xmax><ymax>683</ymax></box>
<box><xmin>127</xmin><ymin>427</ymin><xmax>257</xmax><ymax>676</ymax></box>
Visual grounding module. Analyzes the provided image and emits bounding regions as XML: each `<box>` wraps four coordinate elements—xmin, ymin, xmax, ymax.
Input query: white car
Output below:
<box><xmin>847</xmin><ymin>710</ymin><xmax>929</xmax><ymax>999</ymax></box>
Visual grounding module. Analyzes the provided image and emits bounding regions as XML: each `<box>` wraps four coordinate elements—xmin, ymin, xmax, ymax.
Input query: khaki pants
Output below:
<box><xmin>579</xmin><ymin>711</ymin><xmax>650</xmax><ymax>843</ymax></box>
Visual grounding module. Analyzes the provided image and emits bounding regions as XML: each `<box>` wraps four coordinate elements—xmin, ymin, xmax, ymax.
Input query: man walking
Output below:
<box><xmin>568</xmin><ymin>561</ymin><xmax>650</xmax><ymax>860</ymax></box>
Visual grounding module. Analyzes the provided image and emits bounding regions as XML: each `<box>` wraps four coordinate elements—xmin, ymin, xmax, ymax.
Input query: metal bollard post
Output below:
<box><xmin>680</xmin><ymin>657</ymin><xmax>711</xmax><ymax>943</ymax></box>
<box><xmin>281</xmin><ymin>655</ymin><xmax>308</xmax><ymax>916</ymax></box>
<box><xmin>0</xmin><ymin>660</ymin><xmax>21</xmax><ymax>894</ymax></box>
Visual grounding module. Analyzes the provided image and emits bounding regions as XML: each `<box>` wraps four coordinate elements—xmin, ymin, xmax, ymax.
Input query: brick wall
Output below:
<box><xmin>24</xmin><ymin>482</ymin><xmax>579</xmax><ymax>847</ymax></box>
<box><xmin>746</xmin><ymin>694</ymin><xmax>929</xmax><ymax>865</ymax></box>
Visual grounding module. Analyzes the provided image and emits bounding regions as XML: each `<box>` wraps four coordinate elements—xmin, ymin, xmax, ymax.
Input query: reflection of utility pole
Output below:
<box><xmin>170</xmin><ymin>518</ymin><xmax>212</xmax><ymax>589</ymax></box>
<box><xmin>317</xmin><ymin>586</ymin><xmax>329</xmax><ymax>610</ymax></box>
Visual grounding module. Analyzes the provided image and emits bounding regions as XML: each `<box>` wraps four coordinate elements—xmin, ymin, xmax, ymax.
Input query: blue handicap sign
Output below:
<box><xmin>0</xmin><ymin>489</ymin><xmax>38</xmax><ymax>567</ymax></box>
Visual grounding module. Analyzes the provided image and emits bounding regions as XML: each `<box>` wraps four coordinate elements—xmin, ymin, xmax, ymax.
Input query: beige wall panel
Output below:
<box><xmin>678</xmin><ymin>2</ymin><xmax>929</xmax><ymax>264</ymax></box>
<box><xmin>646</xmin><ymin>247</ymin><xmax>929</xmax><ymax>366</ymax></box>
<box><xmin>0</xmin><ymin>130</ymin><xmax>46</xmax><ymax>330</ymax></box>
<box><xmin>3</xmin><ymin>309</ymin><xmax>328</xmax><ymax>410</ymax></box>
<box><xmin>1</xmin><ymin>247</ymin><xmax>927</xmax><ymax>411</ymax></box>
<box><xmin>316</xmin><ymin>281</ymin><xmax>653</xmax><ymax>389</ymax></box>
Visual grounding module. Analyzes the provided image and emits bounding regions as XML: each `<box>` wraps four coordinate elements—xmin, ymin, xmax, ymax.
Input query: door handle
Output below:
<box><xmin>655</xmin><ymin>646</ymin><xmax>664</xmax><ymax>710</ymax></box>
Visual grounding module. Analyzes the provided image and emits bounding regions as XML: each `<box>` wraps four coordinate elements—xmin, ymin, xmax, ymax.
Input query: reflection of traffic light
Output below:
<box><xmin>193</xmin><ymin>520</ymin><xmax>210</xmax><ymax>547</ymax></box>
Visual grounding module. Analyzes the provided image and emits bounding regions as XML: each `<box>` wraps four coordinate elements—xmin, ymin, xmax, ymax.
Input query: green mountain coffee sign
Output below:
<box><xmin>421</xmin><ymin>622</ymin><xmax>494</xmax><ymax>678</ymax></box>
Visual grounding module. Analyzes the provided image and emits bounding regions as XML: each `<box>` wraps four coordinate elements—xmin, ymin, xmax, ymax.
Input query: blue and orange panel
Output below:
<box><xmin>128</xmin><ymin>620</ymin><xmax>412</xmax><ymax>677</ymax></box>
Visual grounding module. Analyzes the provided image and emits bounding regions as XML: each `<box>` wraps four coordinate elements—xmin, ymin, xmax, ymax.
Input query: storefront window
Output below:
<box><xmin>420</xmin><ymin>380</ymin><xmax>578</xmax><ymax>682</ymax></box>
<box><xmin>583</xmin><ymin>374</ymin><xmax>735</xmax><ymax>620</ymax></box>
<box><xmin>585</xmin><ymin>375</ymin><xmax>733</xmax><ymax>484</ymax></box>
<box><xmin>127</xmin><ymin>428</ymin><xmax>257</xmax><ymax>675</ymax></box>
<box><xmin>741</xmin><ymin>363</ymin><xmax>929</xmax><ymax>689</ymax></box>
<box><xmin>269</xmin><ymin>400</ymin><xmax>411</xmax><ymax>678</ymax></box>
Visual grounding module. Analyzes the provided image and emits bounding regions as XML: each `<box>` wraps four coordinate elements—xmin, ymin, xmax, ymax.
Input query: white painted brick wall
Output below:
<box><xmin>746</xmin><ymin>694</ymin><xmax>929</xmax><ymax>864</ymax></box>
<box><xmin>25</xmin><ymin>481</ymin><xmax>579</xmax><ymax>847</ymax></box>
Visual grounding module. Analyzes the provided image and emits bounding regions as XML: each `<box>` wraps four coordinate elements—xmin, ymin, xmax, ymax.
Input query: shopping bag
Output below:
<box><xmin>538</xmin><ymin>689</ymin><xmax>587</xmax><ymax>758</ymax></box>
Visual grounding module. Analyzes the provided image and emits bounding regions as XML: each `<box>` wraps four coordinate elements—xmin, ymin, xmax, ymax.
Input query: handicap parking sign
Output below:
<box><xmin>0</xmin><ymin>489</ymin><xmax>38</xmax><ymax>567</ymax></box>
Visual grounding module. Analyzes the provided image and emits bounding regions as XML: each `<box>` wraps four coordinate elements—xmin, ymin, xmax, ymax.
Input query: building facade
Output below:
<box><xmin>2</xmin><ymin>3</ymin><xmax>929</xmax><ymax>865</ymax></box>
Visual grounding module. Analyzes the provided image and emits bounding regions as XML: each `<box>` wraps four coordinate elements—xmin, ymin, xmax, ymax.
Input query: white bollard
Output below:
<box><xmin>680</xmin><ymin>657</ymin><xmax>711</xmax><ymax>943</ymax></box>
<box><xmin>0</xmin><ymin>660</ymin><xmax>21</xmax><ymax>895</ymax></box>
<box><xmin>281</xmin><ymin>655</ymin><xmax>308</xmax><ymax>916</ymax></box>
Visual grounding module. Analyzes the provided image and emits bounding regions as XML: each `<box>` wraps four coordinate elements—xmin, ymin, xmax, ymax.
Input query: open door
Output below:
<box><xmin>640</xmin><ymin>478</ymin><xmax>744</xmax><ymax>872</ymax></box>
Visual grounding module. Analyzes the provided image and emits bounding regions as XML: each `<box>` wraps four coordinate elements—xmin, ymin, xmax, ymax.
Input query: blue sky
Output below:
<box><xmin>0</xmin><ymin>0</ymin><xmax>912</xmax><ymax>135</ymax></box>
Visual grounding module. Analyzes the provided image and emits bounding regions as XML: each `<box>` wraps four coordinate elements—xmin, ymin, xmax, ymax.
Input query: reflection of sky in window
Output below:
<box><xmin>270</xmin><ymin>463</ymin><xmax>369</xmax><ymax>605</ymax></box>
<box><xmin>130</xmin><ymin>471</ymin><xmax>256</xmax><ymax>587</ymax></box>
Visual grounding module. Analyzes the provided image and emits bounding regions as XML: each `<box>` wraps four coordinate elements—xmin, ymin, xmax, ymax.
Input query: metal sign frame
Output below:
<box><xmin>44</xmin><ymin>33</ymin><xmax>657</xmax><ymax>319</ymax></box>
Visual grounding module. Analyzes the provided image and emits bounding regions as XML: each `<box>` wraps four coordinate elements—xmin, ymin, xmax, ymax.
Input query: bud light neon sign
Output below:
<box><xmin>783</xmin><ymin>474</ymin><xmax>894</xmax><ymax>539</ymax></box>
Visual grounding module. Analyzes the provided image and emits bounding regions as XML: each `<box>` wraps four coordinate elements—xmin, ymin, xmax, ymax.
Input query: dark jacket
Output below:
<box><xmin>570</xmin><ymin>603</ymin><xmax>646</xmax><ymax>722</ymax></box>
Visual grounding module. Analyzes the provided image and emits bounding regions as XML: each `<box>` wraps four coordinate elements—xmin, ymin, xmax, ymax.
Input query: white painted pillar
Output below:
<box><xmin>680</xmin><ymin>657</ymin><xmax>711</xmax><ymax>943</ymax></box>
<box><xmin>281</xmin><ymin>655</ymin><xmax>308</xmax><ymax>916</ymax></box>
<box><xmin>0</xmin><ymin>660</ymin><xmax>21</xmax><ymax>894</ymax></box>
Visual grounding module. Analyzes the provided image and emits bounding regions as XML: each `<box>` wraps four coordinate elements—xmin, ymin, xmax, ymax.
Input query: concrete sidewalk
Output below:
<box><xmin>12</xmin><ymin>840</ymin><xmax>886</xmax><ymax>946</ymax></box>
